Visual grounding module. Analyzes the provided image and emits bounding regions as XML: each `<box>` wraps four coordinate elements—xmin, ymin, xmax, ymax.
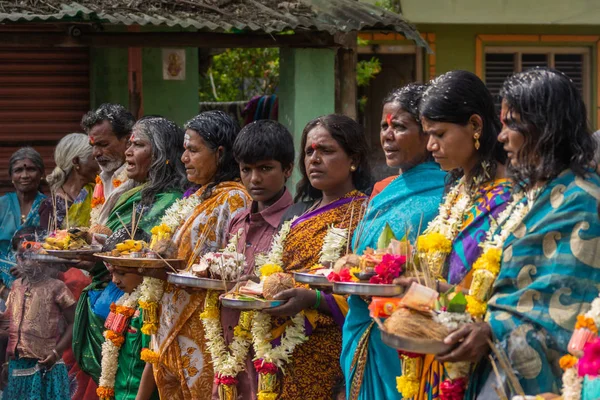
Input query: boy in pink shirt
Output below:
<box><xmin>213</xmin><ymin>120</ymin><xmax>294</xmax><ymax>400</ymax></box>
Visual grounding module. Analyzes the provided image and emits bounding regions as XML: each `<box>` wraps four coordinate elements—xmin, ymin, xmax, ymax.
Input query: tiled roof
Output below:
<box><xmin>0</xmin><ymin>0</ymin><xmax>426</xmax><ymax>47</ymax></box>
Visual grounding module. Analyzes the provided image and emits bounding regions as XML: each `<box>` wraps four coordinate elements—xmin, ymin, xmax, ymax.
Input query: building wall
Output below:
<box><xmin>89</xmin><ymin>41</ymin><xmax>199</xmax><ymax>125</ymax></box>
<box><xmin>363</xmin><ymin>24</ymin><xmax>600</xmax><ymax>128</ymax></box>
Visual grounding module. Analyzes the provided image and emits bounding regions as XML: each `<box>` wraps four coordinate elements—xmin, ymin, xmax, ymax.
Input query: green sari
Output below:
<box><xmin>72</xmin><ymin>185</ymin><xmax>181</xmax><ymax>383</ymax></box>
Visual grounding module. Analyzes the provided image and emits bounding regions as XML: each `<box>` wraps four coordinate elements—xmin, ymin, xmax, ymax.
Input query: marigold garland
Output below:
<box><xmin>97</xmin><ymin>284</ymin><xmax>142</xmax><ymax>399</ymax></box>
<box><xmin>140</xmin><ymin>348</ymin><xmax>160</xmax><ymax>364</ymax></box>
<box><xmin>576</xmin><ymin>316</ymin><xmax>598</xmax><ymax>334</ymax></box>
<box><xmin>561</xmin><ymin>354</ymin><xmax>579</xmax><ymax>370</ymax></box>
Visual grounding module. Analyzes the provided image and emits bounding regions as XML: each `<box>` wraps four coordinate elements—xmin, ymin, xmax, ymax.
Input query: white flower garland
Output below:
<box><xmin>98</xmin><ymin>284</ymin><xmax>143</xmax><ymax>395</ymax></box>
<box><xmin>256</xmin><ymin>217</ymin><xmax>296</xmax><ymax>269</ymax></box>
<box><xmin>159</xmin><ymin>194</ymin><xmax>202</xmax><ymax>232</ymax></box>
<box><xmin>424</xmin><ymin>179</ymin><xmax>473</xmax><ymax>241</ymax></box>
<box><xmin>200</xmin><ymin>291</ymin><xmax>253</xmax><ymax>379</ymax></box>
<box><xmin>251</xmin><ymin>311</ymin><xmax>308</xmax><ymax>369</ymax></box>
<box><xmin>319</xmin><ymin>226</ymin><xmax>348</xmax><ymax>265</ymax></box>
<box><xmin>562</xmin><ymin>367</ymin><xmax>583</xmax><ymax>400</ymax></box>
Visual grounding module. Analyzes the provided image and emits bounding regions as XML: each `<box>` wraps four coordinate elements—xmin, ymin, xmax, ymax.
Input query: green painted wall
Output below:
<box><xmin>279</xmin><ymin>47</ymin><xmax>336</xmax><ymax>190</ymax></box>
<box><xmin>142</xmin><ymin>47</ymin><xmax>199</xmax><ymax>126</ymax></box>
<box><xmin>89</xmin><ymin>43</ymin><xmax>199</xmax><ymax>126</ymax></box>
<box><xmin>89</xmin><ymin>47</ymin><xmax>129</xmax><ymax>109</ymax></box>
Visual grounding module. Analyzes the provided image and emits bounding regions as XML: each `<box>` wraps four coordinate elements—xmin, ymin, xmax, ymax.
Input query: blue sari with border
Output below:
<box><xmin>0</xmin><ymin>191</ymin><xmax>45</xmax><ymax>288</ymax></box>
<box><xmin>342</xmin><ymin>162</ymin><xmax>446</xmax><ymax>400</ymax></box>
<box><xmin>470</xmin><ymin>169</ymin><xmax>600</xmax><ymax>397</ymax></box>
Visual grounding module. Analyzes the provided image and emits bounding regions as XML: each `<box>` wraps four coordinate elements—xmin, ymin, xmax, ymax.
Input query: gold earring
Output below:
<box><xmin>350</xmin><ymin>165</ymin><xmax>357</xmax><ymax>172</ymax></box>
<box><xmin>474</xmin><ymin>132</ymin><xmax>481</xmax><ymax>150</ymax></box>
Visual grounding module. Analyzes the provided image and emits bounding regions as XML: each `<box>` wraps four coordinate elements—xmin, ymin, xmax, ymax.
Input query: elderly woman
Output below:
<box><xmin>36</xmin><ymin>133</ymin><xmax>99</xmax><ymax>399</ymax></box>
<box><xmin>0</xmin><ymin>147</ymin><xmax>45</xmax><ymax>289</ymax></box>
<box><xmin>72</xmin><ymin>116</ymin><xmax>187</xmax><ymax>389</ymax></box>
<box><xmin>445</xmin><ymin>69</ymin><xmax>600</xmax><ymax>398</ymax></box>
<box><xmin>341</xmin><ymin>84</ymin><xmax>447</xmax><ymax>400</ymax></box>
<box><xmin>252</xmin><ymin>114</ymin><xmax>372</xmax><ymax>399</ymax></box>
<box><xmin>39</xmin><ymin>133</ymin><xmax>99</xmax><ymax>230</ymax></box>
<box><xmin>136</xmin><ymin>111</ymin><xmax>250</xmax><ymax>400</ymax></box>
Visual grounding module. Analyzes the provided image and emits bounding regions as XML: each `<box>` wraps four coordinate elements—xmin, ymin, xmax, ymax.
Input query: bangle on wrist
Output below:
<box><xmin>52</xmin><ymin>349</ymin><xmax>60</xmax><ymax>360</ymax></box>
<box><xmin>312</xmin><ymin>289</ymin><xmax>322</xmax><ymax>310</ymax></box>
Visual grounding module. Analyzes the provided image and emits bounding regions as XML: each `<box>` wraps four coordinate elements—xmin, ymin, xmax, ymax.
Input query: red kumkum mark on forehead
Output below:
<box><xmin>386</xmin><ymin>113</ymin><xmax>392</xmax><ymax>127</ymax></box>
<box><xmin>89</xmin><ymin>137</ymin><xmax>95</xmax><ymax>145</ymax></box>
<box><xmin>311</xmin><ymin>142</ymin><xmax>318</xmax><ymax>150</ymax></box>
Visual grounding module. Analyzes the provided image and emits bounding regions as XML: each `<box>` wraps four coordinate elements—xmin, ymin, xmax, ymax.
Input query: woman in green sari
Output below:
<box><xmin>73</xmin><ymin>116</ymin><xmax>188</xmax><ymax>392</ymax></box>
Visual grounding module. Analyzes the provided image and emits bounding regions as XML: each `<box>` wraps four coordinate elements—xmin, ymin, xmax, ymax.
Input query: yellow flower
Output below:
<box><xmin>141</xmin><ymin>323</ymin><xmax>158</xmax><ymax>335</ymax></box>
<box><xmin>466</xmin><ymin>295</ymin><xmax>487</xmax><ymax>318</ymax></box>
<box><xmin>200</xmin><ymin>308</ymin><xmax>220</xmax><ymax>320</ymax></box>
<box><xmin>417</xmin><ymin>232</ymin><xmax>452</xmax><ymax>253</ymax></box>
<box><xmin>257</xmin><ymin>392</ymin><xmax>279</xmax><ymax>400</ymax></box>
<box><xmin>396</xmin><ymin>375</ymin><xmax>420</xmax><ymax>398</ymax></box>
<box><xmin>575</xmin><ymin>315</ymin><xmax>598</xmax><ymax>334</ymax></box>
<box><xmin>259</xmin><ymin>264</ymin><xmax>283</xmax><ymax>278</ymax></box>
<box><xmin>234</xmin><ymin>325</ymin><xmax>252</xmax><ymax>340</ymax></box>
<box><xmin>349</xmin><ymin>267</ymin><xmax>361</xmax><ymax>282</ymax></box>
<box><xmin>310</xmin><ymin>263</ymin><xmax>324</xmax><ymax>270</ymax></box>
<box><xmin>151</xmin><ymin>223</ymin><xmax>172</xmax><ymax>236</ymax></box>
<box><xmin>559</xmin><ymin>354</ymin><xmax>578</xmax><ymax>370</ymax></box>
<box><xmin>140</xmin><ymin>348</ymin><xmax>160</xmax><ymax>364</ymax></box>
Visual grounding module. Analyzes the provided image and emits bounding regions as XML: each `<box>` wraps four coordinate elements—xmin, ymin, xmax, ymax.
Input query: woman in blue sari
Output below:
<box><xmin>438</xmin><ymin>68</ymin><xmax>600</xmax><ymax>398</ymax></box>
<box><xmin>342</xmin><ymin>84</ymin><xmax>447</xmax><ymax>400</ymax></box>
<box><xmin>0</xmin><ymin>147</ymin><xmax>45</xmax><ymax>289</ymax></box>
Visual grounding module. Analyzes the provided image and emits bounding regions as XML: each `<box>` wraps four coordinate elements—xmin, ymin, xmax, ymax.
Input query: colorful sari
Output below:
<box><xmin>342</xmin><ymin>162</ymin><xmax>446</xmax><ymax>400</ymax></box>
<box><xmin>154</xmin><ymin>182</ymin><xmax>249</xmax><ymax>400</ymax></box>
<box><xmin>469</xmin><ymin>170</ymin><xmax>600</xmax><ymax>398</ymax></box>
<box><xmin>72</xmin><ymin>186</ymin><xmax>182</xmax><ymax>385</ymax></box>
<box><xmin>39</xmin><ymin>183</ymin><xmax>95</xmax><ymax>230</ymax></box>
<box><xmin>273</xmin><ymin>190</ymin><xmax>367</xmax><ymax>399</ymax></box>
<box><xmin>418</xmin><ymin>178</ymin><xmax>512</xmax><ymax>400</ymax></box>
<box><xmin>0</xmin><ymin>191</ymin><xmax>45</xmax><ymax>288</ymax></box>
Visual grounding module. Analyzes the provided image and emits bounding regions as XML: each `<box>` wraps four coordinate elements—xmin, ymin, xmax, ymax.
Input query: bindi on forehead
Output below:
<box><xmin>386</xmin><ymin>113</ymin><xmax>393</xmax><ymax>126</ymax></box>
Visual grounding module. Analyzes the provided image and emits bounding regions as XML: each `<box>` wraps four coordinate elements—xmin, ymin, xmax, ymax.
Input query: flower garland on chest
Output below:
<box><xmin>253</xmin><ymin>215</ymin><xmax>345</xmax><ymax>400</ymax></box>
<box><xmin>97</xmin><ymin>283</ymin><xmax>143</xmax><ymax>400</ymax></box>
<box><xmin>438</xmin><ymin>190</ymin><xmax>535</xmax><ymax>400</ymax></box>
<box><xmin>149</xmin><ymin>192</ymin><xmax>202</xmax><ymax>245</ymax></box>
<box><xmin>200</xmin><ymin>291</ymin><xmax>254</xmax><ymax>400</ymax></box>
<box><xmin>138</xmin><ymin>277</ymin><xmax>166</xmax><ymax>365</ymax></box>
<box><xmin>416</xmin><ymin>179</ymin><xmax>473</xmax><ymax>279</ymax></box>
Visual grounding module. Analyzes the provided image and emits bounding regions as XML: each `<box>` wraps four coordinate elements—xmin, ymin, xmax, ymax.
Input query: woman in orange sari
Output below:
<box><xmin>258</xmin><ymin>114</ymin><xmax>372</xmax><ymax>399</ymax></box>
<box><xmin>135</xmin><ymin>111</ymin><xmax>250</xmax><ymax>400</ymax></box>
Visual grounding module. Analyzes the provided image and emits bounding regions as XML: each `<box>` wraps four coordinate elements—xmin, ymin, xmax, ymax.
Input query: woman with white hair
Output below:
<box><xmin>39</xmin><ymin>133</ymin><xmax>99</xmax><ymax>230</ymax></box>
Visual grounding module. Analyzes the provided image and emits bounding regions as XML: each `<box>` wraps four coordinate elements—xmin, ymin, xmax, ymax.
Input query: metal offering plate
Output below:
<box><xmin>380</xmin><ymin>328</ymin><xmax>452</xmax><ymax>355</ymax></box>
<box><xmin>220</xmin><ymin>294</ymin><xmax>286</xmax><ymax>310</ymax></box>
<box><xmin>45</xmin><ymin>246</ymin><xmax>103</xmax><ymax>259</ymax></box>
<box><xmin>333</xmin><ymin>281</ymin><xmax>403</xmax><ymax>297</ymax></box>
<box><xmin>293</xmin><ymin>272</ymin><xmax>333</xmax><ymax>288</ymax></box>
<box><xmin>167</xmin><ymin>273</ymin><xmax>236</xmax><ymax>291</ymax></box>
<box><xmin>95</xmin><ymin>253</ymin><xmax>184</xmax><ymax>269</ymax></box>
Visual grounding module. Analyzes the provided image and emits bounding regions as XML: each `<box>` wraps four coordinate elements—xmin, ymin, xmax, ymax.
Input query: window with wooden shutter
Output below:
<box><xmin>484</xmin><ymin>47</ymin><xmax>590</xmax><ymax>114</ymax></box>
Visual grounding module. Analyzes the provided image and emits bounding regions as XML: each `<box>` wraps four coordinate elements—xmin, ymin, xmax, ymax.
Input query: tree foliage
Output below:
<box><xmin>199</xmin><ymin>48</ymin><xmax>279</xmax><ymax>102</ymax></box>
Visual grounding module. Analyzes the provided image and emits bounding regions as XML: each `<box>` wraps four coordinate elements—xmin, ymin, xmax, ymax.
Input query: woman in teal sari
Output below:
<box><xmin>73</xmin><ymin>116</ymin><xmax>188</xmax><ymax>386</ymax></box>
<box><xmin>0</xmin><ymin>147</ymin><xmax>45</xmax><ymax>289</ymax></box>
<box><xmin>438</xmin><ymin>69</ymin><xmax>600</xmax><ymax>398</ymax></box>
<box><xmin>342</xmin><ymin>84</ymin><xmax>447</xmax><ymax>400</ymax></box>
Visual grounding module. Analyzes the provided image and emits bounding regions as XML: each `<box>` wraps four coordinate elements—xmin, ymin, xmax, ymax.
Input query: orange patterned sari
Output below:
<box><xmin>153</xmin><ymin>182</ymin><xmax>250</xmax><ymax>400</ymax></box>
<box><xmin>276</xmin><ymin>190</ymin><xmax>367</xmax><ymax>399</ymax></box>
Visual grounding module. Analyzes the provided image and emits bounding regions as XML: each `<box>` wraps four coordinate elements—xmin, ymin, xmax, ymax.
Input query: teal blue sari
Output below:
<box><xmin>471</xmin><ymin>169</ymin><xmax>600</xmax><ymax>397</ymax></box>
<box><xmin>342</xmin><ymin>162</ymin><xmax>446</xmax><ymax>400</ymax></box>
<box><xmin>0</xmin><ymin>192</ymin><xmax>45</xmax><ymax>287</ymax></box>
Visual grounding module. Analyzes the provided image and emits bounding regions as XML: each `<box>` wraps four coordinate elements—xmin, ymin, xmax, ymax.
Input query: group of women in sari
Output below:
<box><xmin>1</xmin><ymin>64</ymin><xmax>598</xmax><ymax>400</ymax></box>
